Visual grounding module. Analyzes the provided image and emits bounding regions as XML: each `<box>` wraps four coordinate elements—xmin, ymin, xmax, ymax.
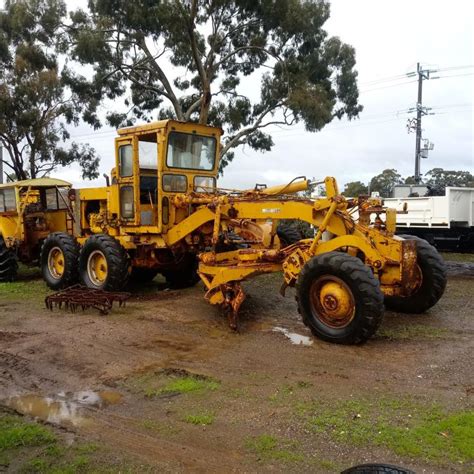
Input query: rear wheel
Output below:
<box><xmin>296</xmin><ymin>252</ymin><xmax>384</xmax><ymax>344</ymax></box>
<box><xmin>385</xmin><ymin>235</ymin><xmax>447</xmax><ymax>313</ymax></box>
<box><xmin>79</xmin><ymin>234</ymin><xmax>130</xmax><ymax>291</ymax></box>
<box><xmin>162</xmin><ymin>253</ymin><xmax>200</xmax><ymax>289</ymax></box>
<box><xmin>130</xmin><ymin>267</ymin><xmax>159</xmax><ymax>283</ymax></box>
<box><xmin>41</xmin><ymin>233</ymin><xmax>79</xmax><ymax>290</ymax></box>
<box><xmin>0</xmin><ymin>236</ymin><xmax>17</xmax><ymax>282</ymax></box>
<box><xmin>277</xmin><ymin>222</ymin><xmax>302</xmax><ymax>247</ymax></box>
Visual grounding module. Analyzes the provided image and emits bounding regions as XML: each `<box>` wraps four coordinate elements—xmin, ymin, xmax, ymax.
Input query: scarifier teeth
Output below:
<box><xmin>45</xmin><ymin>284</ymin><xmax>131</xmax><ymax>315</ymax></box>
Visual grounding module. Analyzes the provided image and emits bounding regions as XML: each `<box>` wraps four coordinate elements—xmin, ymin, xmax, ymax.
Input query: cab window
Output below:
<box><xmin>0</xmin><ymin>189</ymin><xmax>16</xmax><ymax>212</ymax></box>
<box><xmin>194</xmin><ymin>176</ymin><xmax>216</xmax><ymax>193</ymax></box>
<box><xmin>119</xmin><ymin>144</ymin><xmax>133</xmax><ymax>177</ymax></box>
<box><xmin>138</xmin><ymin>135</ymin><xmax>158</xmax><ymax>170</ymax></box>
<box><xmin>45</xmin><ymin>188</ymin><xmax>68</xmax><ymax>210</ymax></box>
<box><xmin>140</xmin><ymin>176</ymin><xmax>158</xmax><ymax>204</ymax></box>
<box><xmin>167</xmin><ymin>132</ymin><xmax>216</xmax><ymax>171</ymax></box>
<box><xmin>163</xmin><ymin>174</ymin><xmax>187</xmax><ymax>193</ymax></box>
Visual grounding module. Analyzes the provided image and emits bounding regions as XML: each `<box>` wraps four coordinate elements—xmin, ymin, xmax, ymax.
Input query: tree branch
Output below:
<box><xmin>220</xmin><ymin>102</ymin><xmax>286</xmax><ymax>156</ymax></box>
<box><xmin>138</xmin><ymin>36</ymin><xmax>184</xmax><ymax>120</ymax></box>
<box><xmin>184</xmin><ymin>96</ymin><xmax>203</xmax><ymax>121</ymax></box>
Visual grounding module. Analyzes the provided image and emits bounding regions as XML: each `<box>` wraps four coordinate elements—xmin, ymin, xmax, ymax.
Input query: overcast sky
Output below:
<box><xmin>53</xmin><ymin>0</ymin><xmax>473</xmax><ymax>190</ymax></box>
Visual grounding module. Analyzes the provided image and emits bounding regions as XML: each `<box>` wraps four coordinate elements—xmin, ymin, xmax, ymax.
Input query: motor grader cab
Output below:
<box><xmin>0</xmin><ymin>178</ymin><xmax>73</xmax><ymax>281</ymax></box>
<box><xmin>40</xmin><ymin>120</ymin><xmax>447</xmax><ymax>345</ymax></box>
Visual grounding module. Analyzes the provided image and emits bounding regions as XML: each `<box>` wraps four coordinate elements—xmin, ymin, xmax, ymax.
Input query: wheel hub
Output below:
<box><xmin>87</xmin><ymin>250</ymin><xmax>108</xmax><ymax>286</ymax></box>
<box><xmin>48</xmin><ymin>247</ymin><xmax>65</xmax><ymax>279</ymax></box>
<box><xmin>310</xmin><ymin>276</ymin><xmax>355</xmax><ymax>328</ymax></box>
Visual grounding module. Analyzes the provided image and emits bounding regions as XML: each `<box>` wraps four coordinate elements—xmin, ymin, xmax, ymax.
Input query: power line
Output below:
<box><xmin>360</xmin><ymin>79</ymin><xmax>417</xmax><ymax>94</ymax></box>
<box><xmin>435</xmin><ymin>72</ymin><xmax>474</xmax><ymax>80</ymax></box>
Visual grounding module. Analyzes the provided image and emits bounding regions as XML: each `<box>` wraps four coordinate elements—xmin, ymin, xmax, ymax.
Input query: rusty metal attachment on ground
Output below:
<box><xmin>45</xmin><ymin>284</ymin><xmax>131</xmax><ymax>315</ymax></box>
<box><xmin>222</xmin><ymin>282</ymin><xmax>245</xmax><ymax>330</ymax></box>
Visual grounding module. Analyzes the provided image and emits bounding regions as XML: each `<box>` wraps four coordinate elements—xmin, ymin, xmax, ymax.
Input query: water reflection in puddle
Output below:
<box><xmin>4</xmin><ymin>390</ymin><xmax>122</xmax><ymax>427</ymax></box>
<box><xmin>273</xmin><ymin>326</ymin><xmax>314</xmax><ymax>346</ymax></box>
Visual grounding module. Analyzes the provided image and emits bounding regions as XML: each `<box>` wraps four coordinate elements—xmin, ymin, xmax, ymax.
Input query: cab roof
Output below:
<box><xmin>117</xmin><ymin>119</ymin><xmax>222</xmax><ymax>136</ymax></box>
<box><xmin>0</xmin><ymin>178</ymin><xmax>71</xmax><ymax>190</ymax></box>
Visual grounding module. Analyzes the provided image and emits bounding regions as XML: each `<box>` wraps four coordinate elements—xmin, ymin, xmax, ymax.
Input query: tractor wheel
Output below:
<box><xmin>130</xmin><ymin>267</ymin><xmax>159</xmax><ymax>283</ymax></box>
<box><xmin>385</xmin><ymin>235</ymin><xmax>447</xmax><ymax>313</ymax></box>
<box><xmin>0</xmin><ymin>236</ymin><xmax>18</xmax><ymax>282</ymax></box>
<box><xmin>41</xmin><ymin>233</ymin><xmax>79</xmax><ymax>290</ymax></box>
<box><xmin>277</xmin><ymin>222</ymin><xmax>302</xmax><ymax>247</ymax></box>
<box><xmin>161</xmin><ymin>253</ymin><xmax>200</xmax><ymax>289</ymax></box>
<box><xmin>296</xmin><ymin>252</ymin><xmax>384</xmax><ymax>344</ymax></box>
<box><xmin>79</xmin><ymin>234</ymin><xmax>130</xmax><ymax>291</ymax></box>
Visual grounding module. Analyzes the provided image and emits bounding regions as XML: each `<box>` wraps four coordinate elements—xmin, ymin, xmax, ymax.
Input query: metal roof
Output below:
<box><xmin>0</xmin><ymin>178</ymin><xmax>71</xmax><ymax>189</ymax></box>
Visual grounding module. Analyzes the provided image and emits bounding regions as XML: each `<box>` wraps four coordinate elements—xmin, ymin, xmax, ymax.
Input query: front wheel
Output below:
<box><xmin>296</xmin><ymin>252</ymin><xmax>384</xmax><ymax>344</ymax></box>
<box><xmin>385</xmin><ymin>235</ymin><xmax>447</xmax><ymax>313</ymax></box>
<box><xmin>79</xmin><ymin>234</ymin><xmax>130</xmax><ymax>291</ymax></box>
<box><xmin>41</xmin><ymin>233</ymin><xmax>79</xmax><ymax>290</ymax></box>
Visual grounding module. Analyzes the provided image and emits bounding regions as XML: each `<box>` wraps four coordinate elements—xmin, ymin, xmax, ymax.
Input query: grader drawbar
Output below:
<box><xmin>31</xmin><ymin>119</ymin><xmax>447</xmax><ymax>345</ymax></box>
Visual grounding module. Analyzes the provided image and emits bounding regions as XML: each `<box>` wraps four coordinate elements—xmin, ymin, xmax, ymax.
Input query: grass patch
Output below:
<box><xmin>299</xmin><ymin>397</ymin><xmax>474</xmax><ymax>464</ymax></box>
<box><xmin>0</xmin><ymin>279</ymin><xmax>48</xmax><ymax>300</ymax></box>
<box><xmin>140</xmin><ymin>419</ymin><xmax>180</xmax><ymax>436</ymax></box>
<box><xmin>0</xmin><ymin>414</ymin><xmax>56</xmax><ymax>451</ymax></box>
<box><xmin>183</xmin><ymin>412</ymin><xmax>215</xmax><ymax>426</ymax></box>
<box><xmin>123</xmin><ymin>369</ymin><xmax>220</xmax><ymax>398</ymax></box>
<box><xmin>245</xmin><ymin>434</ymin><xmax>304</xmax><ymax>463</ymax></box>
<box><xmin>269</xmin><ymin>381</ymin><xmax>312</xmax><ymax>402</ymax></box>
<box><xmin>441</xmin><ymin>252</ymin><xmax>474</xmax><ymax>263</ymax></box>
<box><xmin>0</xmin><ymin>410</ymin><xmax>151</xmax><ymax>472</ymax></box>
<box><xmin>378</xmin><ymin>324</ymin><xmax>449</xmax><ymax>340</ymax></box>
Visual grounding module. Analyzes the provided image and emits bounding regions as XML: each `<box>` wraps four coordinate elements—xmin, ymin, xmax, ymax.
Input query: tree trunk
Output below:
<box><xmin>199</xmin><ymin>88</ymin><xmax>211</xmax><ymax>124</ymax></box>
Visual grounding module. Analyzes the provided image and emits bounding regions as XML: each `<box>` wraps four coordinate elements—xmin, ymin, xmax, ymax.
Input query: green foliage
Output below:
<box><xmin>343</xmin><ymin>180</ymin><xmax>368</xmax><ymax>197</ymax></box>
<box><xmin>0</xmin><ymin>415</ymin><xmax>56</xmax><ymax>451</ymax></box>
<box><xmin>67</xmin><ymin>0</ymin><xmax>362</xmax><ymax>171</ymax></box>
<box><xmin>0</xmin><ymin>0</ymin><xmax>99</xmax><ymax>181</ymax></box>
<box><xmin>377</xmin><ymin>324</ymin><xmax>449</xmax><ymax>341</ymax></box>
<box><xmin>369</xmin><ymin>169</ymin><xmax>403</xmax><ymax>197</ymax></box>
<box><xmin>184</xmin><ymin>412</ymin><xmax>215</xmax><ymax>426</ymax></box>
<box><xmin>154</xmin><ymin>376</ymin><xmax>220</xmax><ymax>396</ymax></box>
<box><xmin>425</xmin><ymin>168</ymin><xmax>474</xmax><ymax>195</ymax></box>
<box><xmin>245</xmin><ymin>434</ymin><xmax>304</xmax><ymax>463</ymax></box>
<box><xmin>124</xmin><ymin>370</ymin><xmax>220</xmax><ymax>398</ymax></box>
<box><xmin>300</xmin><ymin>397</ymin><xmax>474</xmax><ymax>464</ymax></box>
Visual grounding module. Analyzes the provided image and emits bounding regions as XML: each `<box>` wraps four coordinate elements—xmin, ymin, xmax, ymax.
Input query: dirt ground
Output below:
<box><xmin>0</xmin><ymin>258</ymin><xmax>473</xmax><ymax>473</ymax></box>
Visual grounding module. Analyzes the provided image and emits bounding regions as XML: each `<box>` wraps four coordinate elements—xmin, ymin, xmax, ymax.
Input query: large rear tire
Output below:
<box><xmin>130</xmin><ymin>267</ymin><xmax>159</xmax><ymax>283</ymax></box>
<box><xmin>277</xmin><ymin>222</ymin><xmax>302</xmax><ymax>247</ymax></box>
<box><xmin>161</xmin><ymin>253</ymin><xmax>200</xmax><ymax>289</ymax></box>
<box><xmin>385</xmin><ymin>235</ymin><xmax>447</xmax><ymax>313</ymax></box>
<box><xmin>296</xmin><ymin>252</ymin><xmax>384</xmax><ymax>344</ymax></box>
<box><xmin>0</xmin><ymin>236</ymin><xmax>17</xmax><ymax>282</ymax></box>
<box><xmin>41</xmin><ymin>232</ymin><xmax>79</xmax><ymax>290</ymax></box>
<box><xmin>79</xmin><ymin>234</ymin><xmax>130</xmax><ymax>291</ymax></box>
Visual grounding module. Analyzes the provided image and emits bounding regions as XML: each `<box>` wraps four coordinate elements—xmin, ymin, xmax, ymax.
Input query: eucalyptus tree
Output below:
<box><xmin>0</xmin><ymin>0</ymin><xmax>99</xmax><ymax>181</ymax></box>
<box><xmin>68</xmin><ymin>0</ymin><xmax>362</xmax><ymax>170</ymax></box>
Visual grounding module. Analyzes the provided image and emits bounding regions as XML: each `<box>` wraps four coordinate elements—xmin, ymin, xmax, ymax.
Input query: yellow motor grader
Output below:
<box><xmin>0</xmin><ymin>178</ymin><xmax>73</xmax><ymax>281</ymax></box>
<box><xmin>39</xmin><ymin>120</ymin><xmax>446</xmax><ymax>344</ymax></box>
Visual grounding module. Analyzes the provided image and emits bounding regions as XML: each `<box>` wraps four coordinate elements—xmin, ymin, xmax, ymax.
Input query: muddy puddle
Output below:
<box><xmin>272</xmin><ymin>326</ymin><xmax>314</xmax><ymax>346</ymax></box>
<box><xmin>4</xmin><ymin>390</ymin><xmax>122</xmax><ymax>427</ymax></box>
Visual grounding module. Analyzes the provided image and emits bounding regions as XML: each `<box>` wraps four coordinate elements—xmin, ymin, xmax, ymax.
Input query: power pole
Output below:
<box><xmin>0</xmin><ymin>146</ymin><xmax>3</xmax><ymax>184</ymax></box>
<box><xmin>406</xmin><ymin>63</ymin><xmax>437</xmax><ymax>183</ymax></box>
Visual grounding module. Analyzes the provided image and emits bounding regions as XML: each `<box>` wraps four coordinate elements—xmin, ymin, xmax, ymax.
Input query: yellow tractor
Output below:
<box><xmin>0</xmin><ymin>178</ymin><xmax>74</xmax><ymax>283</ymax></box>
<box><xmin>40</xmin><ymin>120</ymin><xmax>447</xmax><ymax>344</ymax></box>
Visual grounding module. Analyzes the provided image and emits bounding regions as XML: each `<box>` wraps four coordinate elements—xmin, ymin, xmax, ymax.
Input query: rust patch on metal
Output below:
<box><xmin>400</xmin><ymin>240</ymin><xmax>422</xmax><ymax>296</ymax></box>
<box><xmin>45</xmin><ymin>284</ymin><xmax>131</xmax><ymax>315</ymax></box>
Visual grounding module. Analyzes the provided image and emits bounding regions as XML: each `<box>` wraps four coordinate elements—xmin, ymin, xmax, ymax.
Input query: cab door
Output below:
<box><xmin>115</xmin><ymin>136</ymin><xmax>140</xmax><ymax>226</ymax></box>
